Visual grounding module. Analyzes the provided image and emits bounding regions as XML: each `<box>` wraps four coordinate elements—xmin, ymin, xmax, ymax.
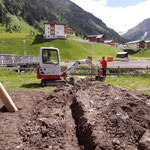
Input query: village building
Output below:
<box><xmin>104</xmin><ymin>40</ymin><xmax>115</xmax><ymax>46</ymax></box>
<box><xmin>85</xmin><ymin>34</ymin><xmax>105</xmax><ymax>43</ymax></box>
<box><xmin>43</xmin><ymin>22</ymin><xmax>66</xmax><ymax>39</ymax></box>
<box><xmin>117</xmin><ymin>52</ymin><xmax>128</xmax><ymax>58</ymax></box>
<box><xmin>64</xmin><ymin>25</ymin><xmax>75</xmax><ymax>35</ymax></box>
<box><xmin>145</xmin><ymin>41</ymin><xmax>150</xmax><ymax>50</ymax></box>
<box><xmin>126</xmin><ymin>40</ymin><xmax>145</xmax><ymax>50</ymax></box>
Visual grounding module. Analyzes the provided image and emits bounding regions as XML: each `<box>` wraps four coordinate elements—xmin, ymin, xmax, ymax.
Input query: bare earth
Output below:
<box><xmin>0</xmin><ymin>80</ymin><xmax>150</xmax><ymax>150</ymax></box>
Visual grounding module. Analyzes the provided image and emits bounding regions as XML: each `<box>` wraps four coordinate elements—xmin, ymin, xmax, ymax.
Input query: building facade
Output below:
<box><xmin>126</xmin><ymin>40</ymin><xmax>145</xmax><ymax>50</ymax></box>
<box><xmin>44</xmin><ymin>22</ymin><xmax>66</xmax><ymax>39</ymax></box>
<box><xmin>85</xmin><ymin>35</ymin><xmax>105</xmax><ymax>43</ymax></box>
<box><xmin>104</xmin><ymin>40</ymin><xmax>115</xmax><ymax>46</ymax></box>
<box><xmin>145</xmin><ymin>41</ymin><xmax>150</xmax><ymax>50</ymax></box>
<box><xmin>64</xmin><ymin>26</ymin><xmax>75</xmax><ymax>35</ymax></box>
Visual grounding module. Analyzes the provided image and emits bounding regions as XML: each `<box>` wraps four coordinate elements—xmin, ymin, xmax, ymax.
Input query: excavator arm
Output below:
<box><xmin>65</xmin><ymin>57</ymin><xmax>99</xmax><ymax>76</ymax></box>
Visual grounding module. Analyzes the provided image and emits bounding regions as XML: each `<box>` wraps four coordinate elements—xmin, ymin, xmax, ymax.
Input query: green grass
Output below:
<box><xmin>0</xmin><ymin>33</ymin><xmax>122</xmax><ymax>60</ymax></box>
<box><xmin>0</xmin><ymin>14</ymin><xmax>37</xmax><ymax>33</ymax></box>
<box><xmin>0</xmin><ymin>69</ymin><xmax>55</xmax><ymax>92</ymax></box>
<box><xmin>0</xmin><ymin>24</ymin><xmax>7</xmax><ymax>32</ymax></box>
<box><xmin>0</xmin><ymin>33</ymin><xmax>150</xmax><ymax>61</ymax></box>
<box><xmin>105</xmin><ymin>74</ymin><xmax>150</xmax><ymax>95</ymax></box>
<box><xmin>0</xmin><ymin>69</ymin><xmax>150</xmax><ymax>95</ymax></box>
<box><xmin>66</xmin><ymin>34</ymin><xmax>82</xmax><ymax>39</ymax></box>
<box><xmin>130</xmin><ymin>50</ymin><xmax>150</xmax><ymax>60</ymax></box>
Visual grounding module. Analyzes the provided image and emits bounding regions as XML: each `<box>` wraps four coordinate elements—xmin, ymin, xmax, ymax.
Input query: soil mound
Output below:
<box><xmin>0</xmin><ymin>80</ymin><xmax>150</xmax><ymax>150</ymax></box>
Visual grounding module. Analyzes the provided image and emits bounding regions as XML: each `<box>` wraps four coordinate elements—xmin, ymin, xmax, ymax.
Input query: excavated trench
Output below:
<box><xmin>1</xmin><ymin>80</ymin><xmax>150</xmax><ymax>150</ymax></box>
<box><xmin>70</xmin><ymin>97</ymin><xmax>97</xmax><ymax>150</ymax></box>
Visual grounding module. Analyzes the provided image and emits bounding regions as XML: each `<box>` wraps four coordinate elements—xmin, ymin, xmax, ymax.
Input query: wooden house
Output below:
<box><xmin>126</xmin><ymin>40</ymin><xmax>145</xmax><ymax>50</ymax></box>
<box><xmin>85</xmin><ymin>34</ymin><xmax>105</xmax><ymax>43</ymax></box>
<box><xmin>117</xmin><ymin>52</ymin><xmax>128</xmax><ymax>58</ymax></box>
<box><xmin>43</xmin><ymin>22</ymin><xmax>66</xmax><ymax>39</ymax></box>
<box><xmin>104</xmin><ymin>40</ymin><xmax>115</xmax><ymax>46</ymax></box>
<box><xmin>145</xmin><ymin>41</ymin><xmax>150</xmax><ymax>50</ymax></box>
<box><xmin>64</xmin><ymin>25</ymin><xmax>75</xmax><ymax>35</ymax></box>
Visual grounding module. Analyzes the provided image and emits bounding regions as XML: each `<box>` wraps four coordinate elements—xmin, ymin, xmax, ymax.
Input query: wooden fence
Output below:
<box><xmin>0</xmin><ymin>55</ymin><xmax>39</xmax><ymax>66</ymax></box>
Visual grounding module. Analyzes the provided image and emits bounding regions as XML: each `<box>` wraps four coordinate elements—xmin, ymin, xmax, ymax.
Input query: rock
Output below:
<box><xmin>138</xmin><ymin>130</ymin><xmax>150</xmax><ymax>150</ymax></box>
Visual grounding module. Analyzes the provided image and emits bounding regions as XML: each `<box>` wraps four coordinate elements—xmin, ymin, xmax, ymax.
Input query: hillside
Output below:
<box><xmin>0</xmin><ymin>33</ymin><xmax>123</xmax><ymax>61</ymax></box>
<box><xmin>123</xmin><ymin>18</ymin><xmax>150</xmax><ymax>41</ymax></box>
<box><xmin>0</xmin><ymin>0</ymin><xmax>127</xmax><ymax>43</ymax></box>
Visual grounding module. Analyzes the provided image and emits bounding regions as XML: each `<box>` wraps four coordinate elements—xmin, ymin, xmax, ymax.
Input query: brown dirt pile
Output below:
<box><xmin>0</xmin><ymin>90</ymin><xmax>80</xmax><ymax>150</ymax></box>
<box><xmin>0</xmin><ymin>80</ymin><xmax>150</xmax><ymax>150</ymax></box>
<box><xmin>72</xmin><ymin>80</ymin><xmax>150</xmax><ymax>150</ymax></box>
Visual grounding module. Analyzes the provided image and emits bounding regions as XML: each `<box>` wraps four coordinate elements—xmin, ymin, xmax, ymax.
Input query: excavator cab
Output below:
<box><xmin>37</xmin><ymin>47</ymin><xmax>67</xmax><ymax>86</ymax></box>
<box><xmin>37</xmin><ymin>47</ymin><xmax>105</xmax><ymax>86</ymax></box>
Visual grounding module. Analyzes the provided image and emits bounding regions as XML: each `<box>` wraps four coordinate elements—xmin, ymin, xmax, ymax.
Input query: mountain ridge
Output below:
<box><xmin>123</xmin><ymin>18</ymin><xmax>150</xmax><ymax>41</ymax></box>
<box><xmin>0</xmin><ymin>0</ymin><xmax>127</xmax><ymax>43</ymax></box>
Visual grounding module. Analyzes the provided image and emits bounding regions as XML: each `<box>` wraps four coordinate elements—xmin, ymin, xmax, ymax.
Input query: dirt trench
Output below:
<box><xmin>0</xmin><ymin>80</ymin><xmax>150</xmax><ymax>150</ymax></box>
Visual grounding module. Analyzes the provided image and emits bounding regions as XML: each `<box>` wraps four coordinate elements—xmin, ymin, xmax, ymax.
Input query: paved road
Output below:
<box><xmin>107</xmin><ymin>60</ymin><xmax>150</xmax><ymax>68</ymax></box>
<box><xmin>61</xmin><ymin>60</ymin><xmax>150</xmax><ymax>68</ymax></box>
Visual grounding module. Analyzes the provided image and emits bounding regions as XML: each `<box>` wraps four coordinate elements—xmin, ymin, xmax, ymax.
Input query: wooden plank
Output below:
<box><xmin>0</xmin><ymin>82</ymin><xmax>18</xmax><ymax>112</ymax></box>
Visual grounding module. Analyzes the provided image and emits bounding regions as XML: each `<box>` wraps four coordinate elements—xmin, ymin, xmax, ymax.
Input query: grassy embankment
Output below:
<box><xmin>0</xmin><ymin>33</ymin><xmax>150</xmax><ymax>61</ymax></box>
<box><xmin>129</xmin><ymin>50</ymin><xmax>150</xmax><ymax>60</ymax></box>
<box><xmin>0</xmin><ymin>33</ymin><xmax>122</xmax><ymax>61</ymax></box>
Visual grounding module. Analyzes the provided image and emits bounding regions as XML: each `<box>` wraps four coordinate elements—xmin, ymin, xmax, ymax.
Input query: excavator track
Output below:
<box><xmin>41</xmin><ymin>79</ymin><xmax>66</xmax><ymax>87</ymax></box>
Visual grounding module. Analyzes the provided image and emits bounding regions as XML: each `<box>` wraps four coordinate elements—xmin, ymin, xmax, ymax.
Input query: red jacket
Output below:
<box><xmin>100</xmin><ymin>59</ymin><xmax>107</xmax><ymax>69</ymax></box>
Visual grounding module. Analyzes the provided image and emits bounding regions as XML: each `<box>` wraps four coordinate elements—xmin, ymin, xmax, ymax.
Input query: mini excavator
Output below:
<box><xmin>37</xmin><ymin>47</ymin><xmax>104</xmax><ymax>86</ymax></box>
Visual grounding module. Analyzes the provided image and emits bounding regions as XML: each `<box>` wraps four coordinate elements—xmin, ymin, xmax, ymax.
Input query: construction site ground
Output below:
<box><xmin>0</xmin><ymin>80</ymin><xmax>150</xmax><ymax>150</ymax></box>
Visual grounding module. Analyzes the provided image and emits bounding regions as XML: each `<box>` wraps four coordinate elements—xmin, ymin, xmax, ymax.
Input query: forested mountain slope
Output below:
<box><xmin>0</xmin><ymin>0</ymin><xmax>127</xmax><ymax>43</ymax></box>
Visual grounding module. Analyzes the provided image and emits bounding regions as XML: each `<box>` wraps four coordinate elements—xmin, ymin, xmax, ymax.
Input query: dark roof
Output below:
<box><xmin>44</xmin><ymin>22</ymin><xmax>66</xmax><ymax>25</ymax></box>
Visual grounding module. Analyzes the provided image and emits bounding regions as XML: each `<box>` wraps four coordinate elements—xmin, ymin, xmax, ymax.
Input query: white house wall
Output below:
<box><xmin>126</xmin><ymin>43</ymin><xmax>139</xmax><ymax>50</ymax></box>
<box><xmin>55</xmin><ymin>25</ymin><xmax>64</xmax><ymax>36</ymax></box>
<box><xmin>45</xmin><ymin>24</ymin><xmax>50</xmax><ymax>38</ymax></box>
<box><xmin>44</xmin><ymin>24</ymin><xmax>65</xmax><ymax>39</ymax></box>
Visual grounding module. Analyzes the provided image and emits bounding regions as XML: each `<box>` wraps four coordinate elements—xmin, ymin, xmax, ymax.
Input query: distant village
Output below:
<box><xmin>43</xmin><ymin>22</ymin><xmax>150</xmax><ymax>51</ymax></box>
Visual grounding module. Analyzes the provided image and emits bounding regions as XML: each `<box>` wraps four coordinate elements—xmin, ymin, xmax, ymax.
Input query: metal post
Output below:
<box><xmin>23</xmin><ymin>40</ymin><xmax>26</xmax><ymax>56</ymax></box>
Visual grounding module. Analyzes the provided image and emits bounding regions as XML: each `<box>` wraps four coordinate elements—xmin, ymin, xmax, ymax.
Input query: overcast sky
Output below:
<box><xmin>70</xmin><ymin>0</ymin><xmax>150</xmax><ymax>34</ymax></box>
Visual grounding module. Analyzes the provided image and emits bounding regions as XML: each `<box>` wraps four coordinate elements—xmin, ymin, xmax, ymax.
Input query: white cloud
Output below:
<box><xmin>70</xmin><ymin>0</ymin><xmax>150</xmax><ymax>34</ymax></box>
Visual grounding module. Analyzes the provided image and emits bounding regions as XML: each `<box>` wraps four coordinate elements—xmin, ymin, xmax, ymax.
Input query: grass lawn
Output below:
<box><xmin>105</xmin><ymin>74</ymin><xmax>150</xmax><ymax>95</ymax></box>
<box><xmin>0</xmin><ymin>69</ymin><xmax>150</xmax><ymax>95</ymax></box>
<box><xmin>0</xmin><ymin>69</ymin><xmax>55</xmax><ymax>92</ymax></box>
<box><xmin>130</xmin><ymin>50</ymin><xmax>150</xmax><ymax>60</ymax></box>
<box><xmin>66</xmin><ymin>34</ymin><xmax>82</xmax><ymax>39</ymax></box>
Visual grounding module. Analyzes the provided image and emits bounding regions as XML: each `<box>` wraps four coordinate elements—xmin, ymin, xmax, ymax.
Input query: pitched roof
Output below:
<box><xmin>145</xmin><ymin>40</ymin><xmax>150</xmax><ymax>43</ymax></box>
<box><xmin>104</xmin><ymin>40</ymin><xmax>114</xmax><ymax>43</ymax></box>
<box><xmin>87</xmin><ymin>34</ymin><xmax>104</xmax><ymax>38</ymax></box>
<box><xmin>117</xmin><ymin>52</ymin><xmax>128</xmax><ymax>55</ymax></box>
<box><xmin>44</xmin><ymin>22</ymin><xmax>66</xmax><ymax>25</ymax></box>
<box><xmin>126</xmin><ymin>40</ymin><xmax>145</xmax><ymax>44</ymax></box>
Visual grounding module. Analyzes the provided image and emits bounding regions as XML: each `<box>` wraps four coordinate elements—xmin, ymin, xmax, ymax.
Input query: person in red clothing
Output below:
<box><xmin>100</xmin><ymin>56</ymin><xmax>107</xmax><ymax>76</ymax></box>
